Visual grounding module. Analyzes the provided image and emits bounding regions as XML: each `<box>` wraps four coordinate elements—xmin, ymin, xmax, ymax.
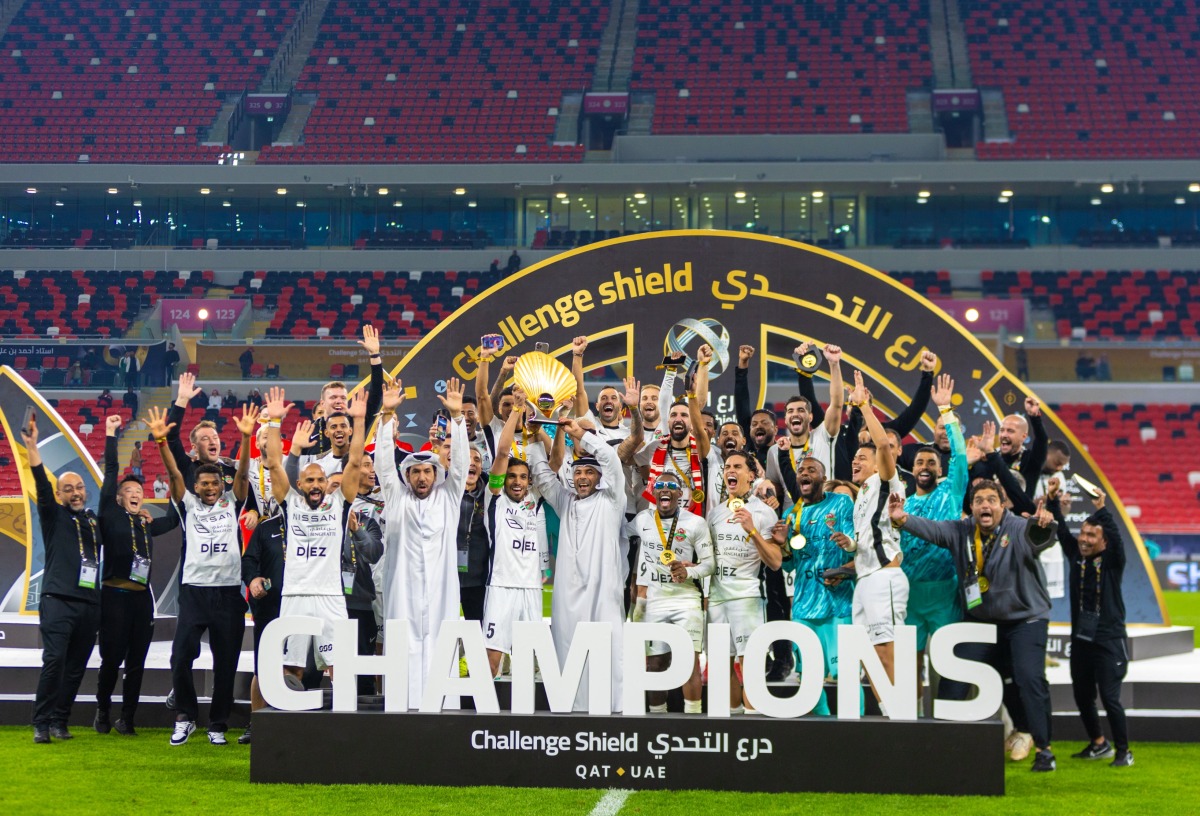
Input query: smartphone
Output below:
<box><xmin>480</xmin><ymin>334</ymin><xmax>504</xmax><ymax>354</ymax></box>
<box><xmin>435</xmin><ymin>414</ymin><xmax>449</xmax><ymax>441</ymax></box>
<box><xmin>21</xmin><ymin>405</ymin><xmax>35</xmax><ymax>436</ymax></box>
<box><xmin>535</xmin><ymin>342</ymin><xmax>550</xmax><ymax>354</ymax></box>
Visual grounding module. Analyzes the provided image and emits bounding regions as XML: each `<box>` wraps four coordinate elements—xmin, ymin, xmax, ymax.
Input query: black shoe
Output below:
<box><xmin>94</xmin><ymin>709</ymin><xmax>112</xmax><ymax>734</ymax></box>
<box><xmin>237</xmin><ymin>724</ymin><xmax>252</xmax><ymax>745</ymax></box>
<box><xmin>1110</xmin><ymin>749</ymin><xmax>1134</xmax><ymax>767</ymax></box>
<box><xmin>1072</xmin><ymin>740</ymin><xmax>1114</xmax><ymax>760</ymax></box>
<box><xmin>1031</xmin><ymin>749</ymin><xmax>1056</xmax><ymax>772</ymax></box>
<box><xmin>765</xmin><ymin>661</ymin><xmax>789</xmax><ymax>682</ymax></box>
<box><xmin>49</xmin><ymin>724</ymin><xmax>73</xmax><ymax>741</ymax></box>
<box><xmin>164</xmin><ymin>689</ymin><xmax>177</xmax><ymax>711</ymax></box>
<box><xmin>114</xmin><ymin>718</ymin><xmax>137</xmax><ymax>736</ymax></box>
<box><xmin>33</xmin><ymin>726</ymin><xmax>51</xmax><ymax>744</ymax></box>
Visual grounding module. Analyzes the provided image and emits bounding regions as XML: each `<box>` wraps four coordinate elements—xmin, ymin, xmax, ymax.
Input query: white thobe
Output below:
<box><xmin>375</xmin><ymin>414</ymin><xmax>469</xmax><ymax>707</ymax></box>
<box><xmin>530</xmin><ymin>432</ymin><xmax>626</xmax><ymax>712</ymax></box>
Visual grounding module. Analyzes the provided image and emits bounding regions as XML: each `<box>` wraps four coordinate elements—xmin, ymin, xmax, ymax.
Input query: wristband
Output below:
<box><xmin>488</xmin><ymin>473</ymin><xmax>506</xmax><ymax>490</ymax></box>
<box><xmin>938</xmin><ymin>404</ymin><xmax>953</xmax><ymax>415</ymax></box>
<box><xmin>155</xmin><ymin>437</ymin><xmax>167</xmax><ymax>445</ymax></box>
<box><xmin>268</xmin><ymin>419</ymin><xmax>281</xmax><ymax>428</ymax></box>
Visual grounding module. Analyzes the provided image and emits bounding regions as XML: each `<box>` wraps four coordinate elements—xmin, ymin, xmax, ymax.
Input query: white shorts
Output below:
<box><xmin>281</xmin><ymin>594</ymin><xmax>349</xmax><ymax>670</ymax></box>
<box><xmin>482</xmin><ymin>585</ymin><xmax>543</xmax><ymax>654</ymax></box>
<box><xmin>708</xmin><ymin>596</ymin><xmax>765</xmax><ymax>657</ymax></box>
<box><xmin>852</xmin><ymin>568</ymin><xmax>909</xmax><ymax>645</ymax></box>
<box><xmin>644</xmin><ymin>600</ymin><xmax>704</xmax><ymax>656</ymax></box>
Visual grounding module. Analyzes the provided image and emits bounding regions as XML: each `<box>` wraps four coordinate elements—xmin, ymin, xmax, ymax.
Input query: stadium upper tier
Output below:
<box><xmin>0</xmin><ymin>0</ymin><xmax>295</xmax><ymax>163</ymax></box>
<box><xmin>0</xmin><ymin>0</ymin><xmax>1197</xmax><ymax>163</ymax></box>
<box><xmin>2</xmin><ymin>400</ymin><xmax>1196</xmax><ymax>532</ymax></box>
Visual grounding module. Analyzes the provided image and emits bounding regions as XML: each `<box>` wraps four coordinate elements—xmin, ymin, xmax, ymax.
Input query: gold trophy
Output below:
<box><xmin>513</xmin><ymin>351</ymin><xmax>576</xmax><ymax>427</ymax></box>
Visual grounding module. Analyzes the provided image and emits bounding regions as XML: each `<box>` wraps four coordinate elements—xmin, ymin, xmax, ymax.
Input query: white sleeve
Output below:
<box><xmin>529</xmin><ymin>443</ymin><xmax>571</xmax><ymax>515</ymax></box>
<box><xmin>446</xmin><ymin>415</ymin><xmax>470</xmax><ymax>495</ymax></box>
<box><xmin>374</xmin><ymin>417</ymin><xmax>407</xmax><ymax>504</ymax></box>
<box><xmin>578</xmin><ymin>430</ymin><xmax>625</xmax><ymax>499</ymax></box>
<box><xmin>657</xmin><ymin>368</ymin><xmax>676</xmax><ymax>434</ymax></box>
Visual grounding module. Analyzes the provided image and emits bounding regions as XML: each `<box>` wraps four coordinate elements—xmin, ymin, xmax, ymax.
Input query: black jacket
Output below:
<box><xmin>242</xmin><ymin>513</ymin><xmax>285</xmax><ymax>613</ymax></box>
<box><xmin>99</xmin><ymin>436</ymin><xmax>177</xmax><ymax>585</ymax></box>
<box><xmin>32</xmin><ymin>464</ymin><xmax>101</xmax><ymax>604</ymax></box>
<box><xmin>1050</xmin><ymin>503</ymin><xmax>1127</xmax><ymax>641</ymax></box>
<box><xmin>457</xmin><ymin>485</ymin><xmax>491</xmax><ymax>588</ymax></box>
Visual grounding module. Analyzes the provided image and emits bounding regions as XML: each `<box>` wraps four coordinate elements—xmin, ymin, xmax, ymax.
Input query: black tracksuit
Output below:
<box><xmin>457</xmin><ymin>486</ymin><xmax>491</xmax><ymax>623</ymax></box>
<box><xmin>31</xmin><ymin>464</ymin><xmax>102</xmax><ymax>728</ymax></box>
<box><xmin>1052</xmin><ymin>503</ymin><xmax>1130</xmax><ymax>751</ymax></box>
<box><xmin>95</xmin><ymin>436</ymin><xmax>178</xmax><ymax>722</ymax></box>
<box><xmin>345</xmin><ymin>510</ymin><xmax>384</xmax><ymax>695</ymax></box>
<box><xmin>241</xmin><ymin>514</ymin><xmax>286</xmax><ymax>674</ymax></box>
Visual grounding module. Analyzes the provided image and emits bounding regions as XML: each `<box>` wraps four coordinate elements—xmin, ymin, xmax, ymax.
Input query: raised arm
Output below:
<box><xmin>528</xmin><ymin>435</ymin><xmax>570</xmax><ymax>514</ymax></box>
<box><xmin>232</xmin><ymin>402</ymin><xmax>260</xmax><ymax>504</ymax></box>
<box><xmin>616</xmin><ymin>377</ymin><xmax>645</xmax><ymax>465</ymax></box>
<box><xmin>440</xmin><ymin>377</ymin><xmax>471</xmax><ymax>495</ymax></box>
<box><xmin>690</xmin><ymin>346</ymin><xmax>713</xmax><ymax>459</ymax></box>
<box><xmin>373</xmin><ymin>377</ymin><xmax>406</xmax><ymax>500</ymax></box>
<box><xmin>21</xmin><ymin>418</ymin><xmax>58</xmax><ymax>527</ymax></box>
<box><xmin>821</xmin><ymin>344</ymin><xmax>845</xmax><ymax>437</ymax></box>
<box><xmin>475</xmin><ymin>344</ymin><xmax>495</xmax><ymax>426</ymax></box>
<box><xmin>1046</xmin><ymin>477</ymin><xmax>1079</xmax><ymax>560</ymax></box>
<box><xmin>146</xmin><ymin>406</ymin><xmax>185</xmax><ymax>502</ymax></box>
<box><xmin>568</xmin><ymin>419</ymin><xmax>625</xmax><ymax>499</ymax></box>
<box><xmin>488</xmin><ymin>388</ymin><xmax>524</xmax><ymax>490</ymax></box>
<box><xmin>659</xmin><ymin>356</ymin><xmax>681</xmax><ymax>433</ymax></box>
<box><xmin>101</xmin><ymin>415</ymin><xmax>122</xmax><ymax>501</ymax></box>
<box><xmin>1019</xmin><ymin>397</ymin><xmax>1048</xmax><ymax>499</ymax></box>
<box><xmin>284</xmin><ymin>419</ymin><xmax>315</xmax><ymax>487</ymax></box>
<box><xmin>570</xmin><ymin>336</ymin><xmax>588</xmax><ymax>418</ymax></box>
<box><xmin>340</xmin><ymin>390</ymin><xmax>368</xmax><ymax>502</ymax></box>
<box><xmin>885</xmin><ymin>353</ymin><xmax>936</xmax><ymax>437</ymax></box>
<box><xmin>935</xmin><ymin>375</ymin><xmax>969</xmax><ymax>500</ymax></box>
<box><xmin>734</xmin><ymin>344</ymin><xmax>754</xmax><ymax>435</ymax></box>
<box><xmin>491</xmin><ymin>355</ymin><xmax>517</xmax><ymax>420</ymax></box>
<box><xmin>792</xmin><ymin>342</ymin><xmax>825</xmax><ymax>427</ymax></box>
<box><xmin>359</xmin><ymin>324</ymin><xmax>385</xmax><ymax>421</ymax></box>
<box><xmin>977</xmin><ymin>419</ymin><xmax>1037</xmax><ymax>516</ymax></box>
<box><xmin>1024</xmin><ymin>497</ymin><xmax>1057</xmax><ymax>554</ymax></box>
<box><xmin>851</xmin><ymin>370</ymin><xmax>893</xmax><ymax>481</ymax></box>
<box><xmin>263</xmin><ymin>387</ymin><xmax>293</xmax><ymax>505</ymax></box>
<box><xmin>889</xmin><ymin>493</ymin><xmax>962</xmax><ymax>550</ymax></box>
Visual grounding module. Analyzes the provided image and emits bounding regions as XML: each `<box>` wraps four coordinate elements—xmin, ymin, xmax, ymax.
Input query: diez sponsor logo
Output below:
<box><xmin>512</xmin><ymin>539</ymin><xmax>538</xmax><ymax>553</ymax></box>
<box><xmin>200</xmin><ymin>542</ymin><xmax>230</xmax><ymax>554</ymax></box>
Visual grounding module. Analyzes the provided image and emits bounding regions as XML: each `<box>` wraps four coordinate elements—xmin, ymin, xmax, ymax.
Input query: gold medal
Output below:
<box><xmin>660</xmin><ymin>549</ymin><xmax>676</xmax><ymax>566</ymax></box>
<box><xmin>728</xmin><ymin>497</ymin><xmax>744</xmax><ymax>512</ymax></box>
<box><xmin>691</xmin><ymin>487</ymin><xmax>705</xmax><ymax>504</ymax></box>
<box><xmin>978</xmin><ymin>575</ymin><xmax>990</xmax><ymax>593</ymax></box>
<box><xmin>790</xmin><ymin>534</ymin><xmax>807</xmax><ymax>550</ymax></box>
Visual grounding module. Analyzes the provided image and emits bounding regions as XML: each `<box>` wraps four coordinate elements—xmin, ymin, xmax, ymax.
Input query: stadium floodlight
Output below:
<box><xmin>454</xmin><ymin>187</ymin><xmax>466</xmax><ymax>195</ymax></box>
<box><xmin>918</xmin><ymin>190</ymin><xmax>931</xmax><ymax>198</ymax></box>
<box><xmin>1176</xmin><ymin>198</ymin><xmax>1186</xmax><ymax>205</ymax></box>
<box><xmin>25</xmin><ymin>187</ymin><xmax>36</xmax><ymax>194</ymax></box>
<box><xmin>276</xmin><ymin>187</ymin><xmax>287</xmax><ymax>195</ymax></box>
<box><xmin>199</xmin><ymin>188</ymin><xmax>210</xmax><ymax>195</ymax></box>
<box><xmin>1100</xmin><ymin>183</ymin><xmax>1114</xmax><ymax>193</ymax></box>
<box><xmin>378</xmin><ymin>188</ymin><xmax>388</xmax><ymax>196</ymax></box>
<box><xmin>107</xmin><ymin>188</ymin><xmax>118</xmax><ymax>194</ymax></box>
<box><xmin>197</xmin><ymin>308</ymin><xmax>209</xmax><ymax>320</ymax></box>
<box><xmin>812</xmin><ymin>191</ymin><xmax>825</xmax><ymax>199</ymax></box>
<box><xmin>1190</xmin><ymin>184</ymin><xmax>1200</xmax><ymax>193</ymax></box>
<box><xmin>1000</xmin><ymin>189</ymin><xmax>1013</xmax><ymax>197</ymax></box>
<box><xmin>965</xmin><ymin>308</ymin><xmax>980</xmax><ymax>322</ymax></box>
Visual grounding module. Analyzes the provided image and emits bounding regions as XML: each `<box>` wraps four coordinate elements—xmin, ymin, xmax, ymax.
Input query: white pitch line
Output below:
<box><xmin>588</xmin><ymin>789</ymin><xmax>632</xmax><ymax>816</ymax></box>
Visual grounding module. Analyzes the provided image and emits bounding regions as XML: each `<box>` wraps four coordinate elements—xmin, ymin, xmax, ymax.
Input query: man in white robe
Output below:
<box><xmin>528</xmin><ymin>418</ymin><xmax>626</xmax><ymax>712</ymax></box>
<box><xmin>374</xmin><ymin>377</ymin><xmax>469</xmax><ymax>708</ymax></box>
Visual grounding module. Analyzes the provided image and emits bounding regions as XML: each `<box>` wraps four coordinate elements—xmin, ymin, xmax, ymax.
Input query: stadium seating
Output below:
<box><xmin>966</xmin><ymin>0</ymin><xmax>1200</xmax><ymax>159</ymax></box>
<box><xmin>630</xmin><ymin>0</ymin><xmax>930</xmax><ymax>135</ymax></box>
<box><xmin>1052</xmin><ymin>403</ymin><xmax>1200</xmax><ymax>531</ymax></box>
<box><xmin>0</xmin><ymin>0</ymin><xmax>295</xmax><ymax>163</ymax></box>
<box><xmin>982</xmin><ymin>269</ymin><xmax>1200</xmax><ymax>340</ymax></box>
<box><xmin>0</xmin><ymin>269</ymin><xmax>211</xmax><ymax>338</ymax></box>
<box><xmin>257</xmin><ymin>0</ymin><xmax>603</xmax><ymax>164</ymax></box>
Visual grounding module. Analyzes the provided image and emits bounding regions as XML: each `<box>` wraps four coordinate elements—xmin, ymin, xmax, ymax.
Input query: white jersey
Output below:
<box><xmin>313</xmin><ymin>450</ymin><xmax>345</xmax><ymax>477</ymax></box>
<box><xmin>853</xmin><ymin>472</ymin><xmax>906</xmax><ymax>578</ymax></box>
<box><xmin>175</xmin><ymin>491</ymin><xmax>242</xmax><ymax>587</ymax></box>
<box><xmin>707</xmin><ymin>495</ymin><xmax>778</xmax><ymax>603</ymax></box>
<box><xmin>485</xmin><ymin>492</ymin><xmax>548</xmax><ymax>589</ymax></box>
<box><xmin>632</xmin><ymin>508</ymin><xmax>713</xmax><ymax>602</ymax></box>
<box><xmin>766</xmin><ymin>425</ymin><xmax>836</xmax><ymax>509</ymax></box>
<box><xmin>283</xmin><ymin>489</ymin><xmax>349</xmax><ymax>596</ymax></box>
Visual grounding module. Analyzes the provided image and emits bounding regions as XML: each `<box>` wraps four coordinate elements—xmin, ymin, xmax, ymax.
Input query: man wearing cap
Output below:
<box><xmin>375</xmin><ymin>376</ymin><xmax>470</xmax><ymax>706</ymax></box>
<box><xmin>529</xmin><ymin>415</ymin><xmax>627</xmax><ymax>712</ymax></box>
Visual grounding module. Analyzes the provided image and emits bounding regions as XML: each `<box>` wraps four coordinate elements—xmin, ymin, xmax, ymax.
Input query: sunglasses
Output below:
<box><xmin>653</xmin><ymin>479</ymin><xmax>683</xmax><ymax>491</ymax></box>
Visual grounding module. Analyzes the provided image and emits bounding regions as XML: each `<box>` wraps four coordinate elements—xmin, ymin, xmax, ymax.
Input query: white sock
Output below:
<box><xmin>648</xmin><ymin>703</ymin><xmax>668</xmax><ymax>714</ymax></box>
<box><xmin>730</xmin><ymin>705</ymin><xmax>745</xmax><ymax>715</ymax></box>
<box><xmin>683</xmin><ymin>699</ymin><xmax>703</xmax><ymax>714</ymax></box>
<box><xmin>743</xmin><ymin>707</ymin><xmax>761</xmax><ymax>715</ymax></box>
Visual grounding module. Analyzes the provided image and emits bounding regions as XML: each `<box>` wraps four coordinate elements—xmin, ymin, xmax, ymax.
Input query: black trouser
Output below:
<box><xmin>96</xmin><ymin>585</ymin><xmax>154</xmax><ymax>721</ymax></box>
<box><xmin>33</xmin><ymin>594</ymin><xmax>100</xmax><ymax>727</ymax></box>
<box><xmin>763</xmin><ymin>567</ymin><xmax>794</xmax><ymax>672</ymax></box>
<box><xmin>348</xmin><ymin>606</ymin><xmax>379</xmax><ymax>696</ymax></box>
<box><xmin>942</xmin><ymin>618</ymin><xmax>1052</xmax><ymax>750</ymax></box>
<box><xmin>460</xmin><ymin>585</ymin><xmax>486</xmax><ymax>623</ymax></box>
<box><xmin>249</xmin><ymin>597</ymin><xmax>281</xmax><ymax>676</ymax></box>
<box><xmin>170</xmin><ymin>584</ymin><xmax>246</xmax><ymax>732</ymax></box>
<box><xmin>623</xmin><ymin>528</ymin><xmax>639</xmax><ymax>616</ymax></box>
<box><xmin>1071</xmin><ymin>636</ymin><xmax>1129</xmax><ymax>751</ymax></box>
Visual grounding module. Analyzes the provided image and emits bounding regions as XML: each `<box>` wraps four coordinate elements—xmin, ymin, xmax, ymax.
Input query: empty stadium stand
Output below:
<box><xmin>0</xmin><ymin>0</ymin><xmax>295</xmax><ymax>163</ymax></box>
<box><xmin>257</xmin><ymin>0</ymin><xmax>604</xmax><ymax>164</ymax></box>
<box><xmin>630</xmin><ymin>0</ymin><xmax>930</xmax><ymax>134</ymax></box>
<box><xmin>966</xmin><ymin>0</ymin><xmax>1200</xmax><ymax>159</ymax></box>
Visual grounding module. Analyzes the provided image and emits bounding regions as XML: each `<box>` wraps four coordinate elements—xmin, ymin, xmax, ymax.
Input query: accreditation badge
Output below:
<box><xmin>130</xmin><ymin>555</ymin><xmax>150</xmax><ymax>585</ymax></box>
<box><xmin>79</xmin><ymin>560</ymin><xmax>98</xmax><ymax>589</ymax></box>
<box><xmin>965</xmin><ymin>580</ymin><xmax>982</xmax><ymax>610</ymax></box>
<box><xmin>342</xmin><ymin>570</ymin><xmax>356</xmax><ymax>596</ymax></box>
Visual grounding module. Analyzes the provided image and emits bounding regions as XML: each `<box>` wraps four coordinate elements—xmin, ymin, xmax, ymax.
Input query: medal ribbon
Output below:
<box><xmin>654</xmin><ymin>510</ymin><xmax>681</xmax><ymax>557</ymax></box>
<box><xmin>643</xmin><ymin>435</ymin><xmax>704</xmax><ymax>515</ymax></box>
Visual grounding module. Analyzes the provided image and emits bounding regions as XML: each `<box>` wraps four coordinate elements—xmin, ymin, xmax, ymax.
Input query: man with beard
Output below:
<box><xmin>24</xmin><ymin>415</ymin><xmax>102</xmax><ymax>744</ymax></box>
<box><xmin>263</xmin><ymin>387</ymin><xmax>368</xmax><ymax>691</ymax></box>
<box><xmin>889</xmin><ymin>482</ymin><xmax>1058</xmax><ymax>771</ymax></box>
<box><xmin>639</xmin><ymin>344</ymin><xmax>713</xmax><ymax>517</ymax></box>
<box><xmin>708</xmin><ymin>451</ymin><xmax>782</xmax><ymax>712</ymax></box>
<box><xmin>460</xmin><ymin>395</ymin><xmax>493</xmax><ymax>472</ymax></box>
<box><xmin>772</xmin><ymin>456</ymin><xmax>854</xmax><ymax>715</ymax></box>
<box><xmin>95</xmin><ymin>414</ymin><xmax>178</xmax><ymax>736</ymax></box>
<box><xmin>455</xmin><ymin>444</ymin><xmax>490</xmax><ymax>623</ymax></box>
<box><xmin>899</xmin><ymin>374</ymin><xmax>967</xmax><ymax>705</ymax></box>
<box><xmin>166</xmin><ymin>371</ymin><xmax>243</xmax><ymax>495</ymax></box>
<box><xmin>708</xmin><ymin>421</ymin><xmax>748</xmax><ymax>511</ymax></box>
<box><xmin>969</xmin><ymin>397</ymin><xmax>1047</xmax><ymax>502</ymax></box>
<box><xmin>149</xmin><ymin>402</ymin><xmax>255</xmax><ymax>746</ymax></box>
<box><xmin>833</xmin><ymin>371</ymin><xmax>908</xmax><ymax>709</ymax></box>
<box><xmin>482</xmin><ymin>391</ymin><xmax>549</xmax><ymax>677</ymax></box>
<box><xmin>763</xmin><ymin>345</ymin><xmax>844</xmax><ymax>503</ymax></box>
<box><xmin>529</xmin><ymin>416</ymin><xmax>627</xmax><ymax>712</ymax></box>
<box><xmin>375</xmin><ymin>376</ymin><xmax>470</xmax><ymax>706</ymax></box>
<box><xmin>631</xmin><ymin>472</ymin><xmax>714</xmax><ymax>714</ymax></box>
<box><xmin>305</xmin><ymin>325</ymin><xmax>385</xmax><ymax>464</ymax></box>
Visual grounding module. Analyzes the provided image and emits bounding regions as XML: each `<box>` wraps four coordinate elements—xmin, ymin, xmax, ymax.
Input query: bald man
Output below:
<box><xmin>23</xmin><ymin>417</ymin><xmax>102</xmax><ymax>744</ymax></box>
<box><xmin>969</xmin><ymin>397</ymin><xmax>1047</xmax><ymax>501</ymax></box>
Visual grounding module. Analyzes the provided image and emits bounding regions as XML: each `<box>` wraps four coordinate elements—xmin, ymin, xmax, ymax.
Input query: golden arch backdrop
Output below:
<box><xmin>385</xmin><ymin>230</ymin><xmax>1166</xmax><ymax>626</ymax></box>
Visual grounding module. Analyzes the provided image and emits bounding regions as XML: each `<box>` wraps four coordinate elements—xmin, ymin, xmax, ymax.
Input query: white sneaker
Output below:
<box><xmin>170</xmin><ymin>721</ymin><xmax>195</xmax><ymax>746</ymax></box>
<box><xmin>207</xmin><ymin>730</ymin><xmax>228</xmax><ymax>746</ymax></box>
<box><xmin>1010</xmin><ymin>732</ymin><xmax>1034</xmax><ymax>762</ymax></box>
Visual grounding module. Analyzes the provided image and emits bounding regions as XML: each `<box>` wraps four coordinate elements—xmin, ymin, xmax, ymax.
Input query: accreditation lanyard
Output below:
<box><xmin>783</xmin><ymin>501</ymin><xmax>810</xmax><ymax>558</ymax></box>
<box><xmin>458</xmin><ymin>493</ymin><xmax>481</xmax><ymax>573</ymax></box>
<box><xmin>789</xmin><ymin>436</ymin><xmax>812</xmax><ymax>471</ymax></box>
<box><xmin>74</xmin><ymin>514</ymin><xmax>99</xmax><ymax>588</ymax></box>
<box><xmin>342</xmin><ymin>508</ymin><xmax>357</xmax><ymax>595</ymax></box>
<box><xmin>127</xmin><ymin>513</ymin><xmax>151</xmax><ymax>584</ymax></box>
<box><xmin>1075</xmin><ymin>556</ymin><xmax>1104</xmax><ymax>641</ymax></box>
